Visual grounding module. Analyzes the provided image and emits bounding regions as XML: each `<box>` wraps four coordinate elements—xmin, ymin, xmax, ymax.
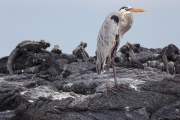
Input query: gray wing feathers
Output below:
<box><xmin>96</xmin><ymin>13</ymin><xmax>119</xmax><ymax>74</ymax></box>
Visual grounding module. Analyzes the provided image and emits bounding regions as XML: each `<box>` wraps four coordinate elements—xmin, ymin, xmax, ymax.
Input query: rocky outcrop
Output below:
<box><xmin>0</xmin><ymin>42</ymin><xmax>180</xmax><ymax>120</ymax></box>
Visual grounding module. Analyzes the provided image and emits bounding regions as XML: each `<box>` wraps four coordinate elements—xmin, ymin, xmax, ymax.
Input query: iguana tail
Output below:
<box><xmin>7</xmin><ymin>48</ymin><xmax>19</xmax><ymax>75</ymax></box>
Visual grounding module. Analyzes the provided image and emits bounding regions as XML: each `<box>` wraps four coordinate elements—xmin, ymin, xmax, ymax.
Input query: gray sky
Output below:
<box><xmin>0</xmin><ymin>0</ymin><xmax>180</xmax><ymax>57</ymax></box>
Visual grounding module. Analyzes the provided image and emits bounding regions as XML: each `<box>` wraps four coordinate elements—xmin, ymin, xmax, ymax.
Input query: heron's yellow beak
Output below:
<box><xmin>130</xmin><ymin>8</ymin><xmax>147</xmax><ymax>13</ymax></box>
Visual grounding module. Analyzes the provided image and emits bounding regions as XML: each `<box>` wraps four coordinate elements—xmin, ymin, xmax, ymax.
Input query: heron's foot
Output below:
<box><xmin>106</xmin><ymin>84</ymin><xmax>131</xmax><ymax>96</ymax></box>
<box><xmin>106</xmin><ymin>86</ymin><xmax>121</xmax><ymax>96</ymax></box>
<box><xmin>114</xmin><ymin>83</ymin><xmax>131</xmax><ymax>91</ymax></box>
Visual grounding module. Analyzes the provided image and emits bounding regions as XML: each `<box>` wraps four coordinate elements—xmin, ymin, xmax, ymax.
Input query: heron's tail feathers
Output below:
<box><xmin>96</xmin><ymin>62</ymin><xmax>102</xmax><ymax>74</ymax></box>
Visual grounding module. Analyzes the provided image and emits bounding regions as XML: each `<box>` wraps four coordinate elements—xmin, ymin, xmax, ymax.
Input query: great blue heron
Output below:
<box><xmin>96</xmin><ymin>6</ymin><xmax>147</xmax><ymax>88</ymax></box>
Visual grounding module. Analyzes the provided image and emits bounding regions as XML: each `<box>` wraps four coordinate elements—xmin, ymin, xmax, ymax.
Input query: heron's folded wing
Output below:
<box><xmin>96</xmin><ymin>13</ymin><xmax>119</xmax><ymax>64</ymax></box>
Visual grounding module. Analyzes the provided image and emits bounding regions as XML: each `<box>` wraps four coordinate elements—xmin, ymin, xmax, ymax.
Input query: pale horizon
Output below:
<box><xmin>0</xmin><ymin>0</ymin><xmax>180</xmax><ymax>57</ymax></box>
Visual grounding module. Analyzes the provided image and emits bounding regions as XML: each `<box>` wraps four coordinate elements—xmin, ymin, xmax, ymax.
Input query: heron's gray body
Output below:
<box><xmin>96</xmin><ymin>11</ymin><xmax>133</xmax><ymax>74</ymax></box>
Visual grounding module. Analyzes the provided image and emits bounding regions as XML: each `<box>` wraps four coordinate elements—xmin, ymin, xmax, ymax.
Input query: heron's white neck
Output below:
<box><xmin>118</xmin><ymin>10</ymin><xmax>133</xmax><ymax>37</ymax></box>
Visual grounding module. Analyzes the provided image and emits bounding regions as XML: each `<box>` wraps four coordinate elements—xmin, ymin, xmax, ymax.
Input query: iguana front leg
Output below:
<box><xmin>162</xmin><ymin>54</ymin><xmax>169</xmax><ymax>73</ymax></box>
<box><xmin>41</xmin><ymin>48</ymin><xmax>50</xmax><ymax>53</ymax></box>
<box><xmin>162</xmin><ymin>47</ymin><xmax>169</xmax><ymax>74</ymax></box>
<box><xmin>127</xmin><ymin>44</ymin><xmax>144</xmax><ymax>69</ymax></box>
<box><xmin>128</xmin><ymin>49</ymin><xmax>144</xmax><ymax>69</ymax></box>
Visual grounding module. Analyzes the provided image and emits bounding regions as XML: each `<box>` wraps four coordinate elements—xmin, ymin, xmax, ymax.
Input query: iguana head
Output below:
<box><xmin>80</xmin><ymin>42</ymin><xmax>87</xmax><ymax>48</ymax></box>
<box><xmin>39</xmin><ymin>40</ymin><xmax>50</xmax><ymax>49</ymax></box>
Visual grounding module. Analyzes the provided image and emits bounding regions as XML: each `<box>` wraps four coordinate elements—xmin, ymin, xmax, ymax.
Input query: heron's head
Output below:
<box><xmin>119</xmin><ymin>6</ymin><xmax>147</xmax><ymax>13</ymax></box>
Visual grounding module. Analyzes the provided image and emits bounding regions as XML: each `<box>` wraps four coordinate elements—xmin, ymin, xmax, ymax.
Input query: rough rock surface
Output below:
<box><xmin>0</xmin><ymin>42</ymin><xmax>180</xmax><ymax>120</ymax></box>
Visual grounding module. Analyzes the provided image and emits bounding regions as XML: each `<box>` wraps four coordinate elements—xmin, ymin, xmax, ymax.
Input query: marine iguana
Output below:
<box><xmin>73</xmin><ymin>42</ymin><xmax>89</xmax><ymax>61</ymax></box>
<box><xmin>117</xmin><ymin>42</ymin><xmax>144</xmax><ymax>69</ymax></box>
<box><xmin>51</xmin><ymin>45</ymin><xmax>62</xmax><ymax>54</ymax></box>
<box><xmin>7</xmin><ymin>40</ymin><xmax>50</xmax><ymax>74</ymax></box>
<box><xmin>160</xmin><ymin>44</ymin><xmax>179</xmax><ymax>74</ymax></box>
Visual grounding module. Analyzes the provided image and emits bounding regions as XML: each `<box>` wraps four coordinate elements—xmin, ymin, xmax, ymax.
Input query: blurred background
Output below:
<box><xmin>0</xmin><ymin>0</ymin><xmax>180</xmax><ymax>57</ymax></box>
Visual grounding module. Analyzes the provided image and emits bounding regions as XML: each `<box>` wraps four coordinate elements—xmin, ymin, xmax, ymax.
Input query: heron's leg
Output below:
<box><xmin>106</xmin><ymin>55</ymin><xmax>122</xmax><ymax>95</ymax></box>
<box><xmin>102</xmin><ymin>60</ymin><xmax>106</xmax><ymax>73</ymax></box>
<box><xmin>106</xmin><ymin>57</ymin><xmax>123</xmax><ymax>95</ymax></box>
<box><xmin>112</xmin><ymin>57</ymin><xmax>131</xmax><ymax>91</ymax></box>
<box><xmin>106</xmin><ymin>57</ymin><xmax>131</xmax><ymax>95</ymax></box>
<box><xmin>111</xmin><ymin>57</ymin><xmax>117</xmax><ymax>85</ymax></box>
<box><xmin>106</xmin><ymin>55</ymin><xmax>111</xmax><ymax>88</ymax></box>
